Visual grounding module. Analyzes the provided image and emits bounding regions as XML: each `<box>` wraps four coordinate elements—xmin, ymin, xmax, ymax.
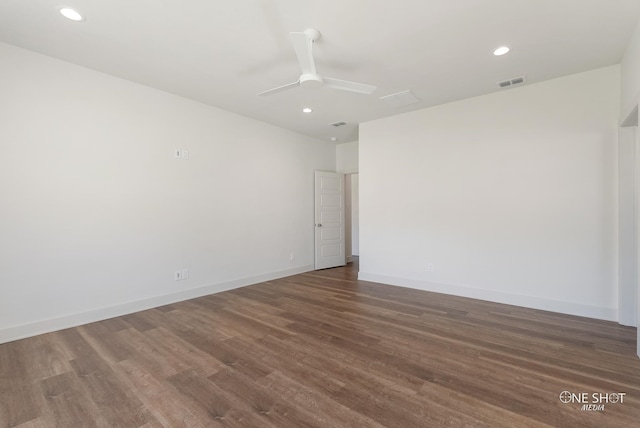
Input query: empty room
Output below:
<box><xmin>1</xmin><ymin>1</ymin><xmax>640</xmax><ymax>427</ymax></box>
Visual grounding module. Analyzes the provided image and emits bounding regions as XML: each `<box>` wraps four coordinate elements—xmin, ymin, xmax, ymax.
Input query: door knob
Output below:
<box><xmin>316</xmin><ymin>223</ymin><xmax>322</xmax><ymax>227</ymax></box>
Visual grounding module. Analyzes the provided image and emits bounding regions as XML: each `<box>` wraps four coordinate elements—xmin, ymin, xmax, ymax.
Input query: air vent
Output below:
<box><xmin>330</xmin><ymin>121</ymin><xmax>347</xmax><ymax>127</ymax></box>
<box><xmin>380</xmin><ymin>90</ymin><xmax>420</xmax><ymax>108</ymax></box>
<box><xmin>497</xmin><ymin>75</ymin><xmax>526</xmax><ymax>89</ymax></box>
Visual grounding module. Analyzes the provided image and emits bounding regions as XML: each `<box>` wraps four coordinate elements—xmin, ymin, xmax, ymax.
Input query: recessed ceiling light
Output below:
<box><xmin>493</xmin><ymin>46</ymin><xmax>510</xmax><ymax>56</ymax></box>
<box><xmin>302</xmin><ymin>108</ymin><xmax>313</xmax><ymax>113</ymax></box>
<box><xmin>330</xmin><ymin>137</ymin><xmax>338</xmax><ymax>142</ymax></box>
<box><xmin>60</xmin><ymin>7</ymin><xmax>85</xmax><ymax>22</ymax></box>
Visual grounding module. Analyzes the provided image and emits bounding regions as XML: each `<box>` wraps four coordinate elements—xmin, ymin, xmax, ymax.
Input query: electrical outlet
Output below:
<box><xmin>174</xmin><ymin>270</ymin><xmax>182</xmax><ymax>280</ymax></box>
<box><xmin>426</xmin><ymin>263</ymin><xmax>435</xmax><ymax>272</ymax></box>
<box><xmin>175</xmin><ymin>148</ymin><xmax>190</xmax><ymax>160</ymax></box>
<box><xmin>289</xmin><ymin>252</ymin><xmax>295</xmax><ymax>261</ymax></box>
<box><xmin>181</xmin><ymin>269</ymin><xmax>189</xmax><ymax>280</ymax></box>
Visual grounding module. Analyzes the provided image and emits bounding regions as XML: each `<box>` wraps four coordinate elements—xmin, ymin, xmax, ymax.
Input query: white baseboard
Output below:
<box><xmin>0</xmin><ymin>265</ymin><xmax>314</xmax><ymax>344</ymax></box>
<box><xmin>357</xmin><ymin>272</ymin><xmax>617</xmax><ymax>322</ymax></box>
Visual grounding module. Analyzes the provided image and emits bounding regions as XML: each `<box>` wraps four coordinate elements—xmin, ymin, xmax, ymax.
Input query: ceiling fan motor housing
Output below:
<box><xmin>304</xmin><ymin>28</ymin><xmax>321</xmax><ymax>42</ymax></box>
<box><xmin>300</xmin><ymin>73</ymin><xmax>324</xmax><ymax>88</ymax></box>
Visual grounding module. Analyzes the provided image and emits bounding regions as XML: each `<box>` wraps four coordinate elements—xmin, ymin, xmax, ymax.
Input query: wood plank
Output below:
<box><xmin>37</xmin><ymin>371</ymin><xmax>107</xmax><ymax>428</ymax></box>
<box><xmin>0</xmin><ymin>341</ymin><xmax>42</xmax><ymax>427</ymax></box>
<box><xmin>167</xmin><ymin>368</ymin><xmax>274</xmax><ymax>428</ymax></box>
<box><xmin>68</xmin><ymin>352</ymin><xmax>151</xmax><ymax>427</ymax></box>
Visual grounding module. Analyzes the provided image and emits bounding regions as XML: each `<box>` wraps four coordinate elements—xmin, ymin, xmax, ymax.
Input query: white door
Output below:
<box><xmin>315</xmin><ymin>171</ymin><xmax>346</xmax><ymax>270</ymax></box>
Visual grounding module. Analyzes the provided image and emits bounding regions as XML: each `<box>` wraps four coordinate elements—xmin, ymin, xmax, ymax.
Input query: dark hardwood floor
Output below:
<box><xmin>1</xmin><ymin>261</ymin><xmax>639</xmax><ymax>427</ymax></box>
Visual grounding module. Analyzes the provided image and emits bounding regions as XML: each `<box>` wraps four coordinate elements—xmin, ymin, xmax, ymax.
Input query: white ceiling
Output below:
<box><xmin>1</xmin><ymin>0</ymin><xmax>639</xmax><ymax>143</ymax></box>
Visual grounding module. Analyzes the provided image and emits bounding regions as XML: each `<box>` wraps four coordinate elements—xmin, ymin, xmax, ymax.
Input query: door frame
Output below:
<box><xmin>619</xmin><ymin>101</ymin><xmax>639</xmax><ymax>358</ymax></box>
<box><xmin>619</xmin><ymin>115</ymin><xmax>637</xmax><ymax>326</ymax></box>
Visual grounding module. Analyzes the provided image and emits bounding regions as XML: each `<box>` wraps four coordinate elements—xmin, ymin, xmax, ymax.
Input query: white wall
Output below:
<box><xmin>359</xmin><ymin>65</ymin><xmax>620</xmax><ymax>321</ymax></box>
<box><xmin>336</xmin><ymin>141</ymin><xmax>359</xmax><ymax>173</ymax></box>
<box><xmin>621</xmin><ymin>18</ymin><xmax>640</xmax><ymax>115</ymax></box>
<box><xmin>0</xmin><ymin>43</ymin><xmax>335</xmax><ymax>343</ymax></box>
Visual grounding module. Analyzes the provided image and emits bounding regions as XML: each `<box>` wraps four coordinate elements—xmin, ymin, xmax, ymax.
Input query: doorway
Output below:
<box><xmin>619</xmin><ymin>104</ymin><xmax>639</xmax><ymax>358</ymax></box>
<box><xmin>345</xmin><ymin>173</ymin><xmax>360</xmax><ymax>266</ymax></box>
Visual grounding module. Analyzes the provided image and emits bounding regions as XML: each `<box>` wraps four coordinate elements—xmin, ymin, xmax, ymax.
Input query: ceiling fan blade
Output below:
<box><xmin>257</xmin><ymin>80</ymin><xmax>300</xmax><ymax>96</ymax></box>
<box><xmin>324</xmin><ymin>77</ymin><xmax>377</xmax><ymax>94</ymax></box>
<box><xmin>290</xmin><ymin>31</ymin><xmax>316</xmax><ymax>75</ymax></box>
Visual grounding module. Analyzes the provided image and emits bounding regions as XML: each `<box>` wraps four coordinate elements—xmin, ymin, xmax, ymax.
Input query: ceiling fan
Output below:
<box><xmin>257</xmin><ymin>28</ymin><xmax>377</xmax><ymax>96</ymax></box>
